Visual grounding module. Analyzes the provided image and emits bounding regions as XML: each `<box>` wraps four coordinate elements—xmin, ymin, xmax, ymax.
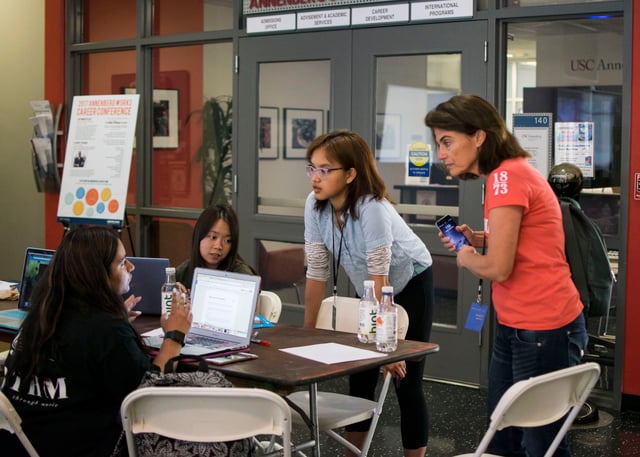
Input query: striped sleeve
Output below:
<box><xmin>366</xmin><ymin>244</ymin><xmax>392</xmax><ymax>276</ymax></box>
<box><xmin>305</xmin><ymin>241</ymin><xmax>330</xmax><ymax>281</ymax></box>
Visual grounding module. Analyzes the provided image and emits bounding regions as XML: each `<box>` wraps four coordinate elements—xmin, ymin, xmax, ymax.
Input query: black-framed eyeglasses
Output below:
<box><xmin>305</xmin><ymin>165</ymin><xmax>346</xmax><ymax>180</ymax></box>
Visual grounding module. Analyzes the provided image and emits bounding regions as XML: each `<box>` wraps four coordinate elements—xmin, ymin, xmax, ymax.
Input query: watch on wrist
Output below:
<box><xmin>164</xmin><ymin>330</ymin><xmax>186</xmax><ymax>347</ymax></box>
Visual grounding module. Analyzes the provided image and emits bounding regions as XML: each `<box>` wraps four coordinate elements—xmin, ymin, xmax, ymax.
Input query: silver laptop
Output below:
<box><xmin>0</xmin><ymin>247</ymin><xmax>55</xmax><ymax>331</ymax></box>
<box><xmin>123</xmin><ymin>257</ymin><xmax>170</xmax><ymax>315</ymax></box>
<box><xmin>144</xmin><ymin>267</ymin><xmax>261</xmax><ymax>356</ymax></box>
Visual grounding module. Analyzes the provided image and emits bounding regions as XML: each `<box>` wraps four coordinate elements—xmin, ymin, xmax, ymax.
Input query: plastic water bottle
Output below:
<box><xmin>357</xmin><ymin>280</ymin><xmax>378</xmax><ymax>343</ymax></box>
<box><xmin>161</xmin><ymin>267</ymin><xmax>177</xmax><ymax>315</ymax></box>
<box><xmin>376</xmin><ymin>286</ymin><xmax>397</xmax><ymax>352</ymax></box>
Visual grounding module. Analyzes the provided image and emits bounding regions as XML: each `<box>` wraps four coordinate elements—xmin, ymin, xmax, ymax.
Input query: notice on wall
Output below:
<box><xmin>405</xmin><ymin>142</ymin><xmax>431</xmax><ymax>186</ymax></box>
<box><xmin>512</xmin><ymin>113</ymin><xmax>553</xmax><ymax>178</ymax></box>
<box><xmin>554</xmin><ymin>121</ymin><xmax>595</xmax><ymax>178</ymax></box>
<box><xmin>57</xmin><ymin>94</ymin><xmax>139</xmax><ymax>227</ymax></box>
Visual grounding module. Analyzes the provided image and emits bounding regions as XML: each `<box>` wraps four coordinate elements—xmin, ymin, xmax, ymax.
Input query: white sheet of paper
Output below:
<box><xmin>0</xmin><ymin>280</ymin><xmax>18</xmax><ymax>291</ymax></box>
<box><xmin>280</xmin><ymin>342</ymin><xmax>387</xmax><ymax>364</ymax></box>
<box><xmin>141</xmin><ymin>327</ymin><xmax>164</xmax><ymax>337</ymax></box>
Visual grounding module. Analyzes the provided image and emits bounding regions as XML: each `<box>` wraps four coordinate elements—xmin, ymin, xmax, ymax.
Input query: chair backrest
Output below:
<box><xmin>258</xmin><ymin>241</ymin><xmax>306</xmax><ymax>290</ymax></box>
<box><xmin>317</xmin><ymin>296</ymin><xmax>409</xmax><ymax>339</ymax></box>
<box><xmin>474</xmin><ymin>362</ymin><xmax>601</xmax><ymax>457</ymax></box>
<box><xmin>258</xmin><ymin>290</ymin><xmax>283</xmax><ymax>323</ymax></box>
<box><xmin>0</xmin><ymin>391</ymin><xmax>40</xmax><ymax>457</ymax></box>
<box><xmin>121</xmin><ymin>386</ymin><xmax>292</xmax><ymax>457</ymax></box>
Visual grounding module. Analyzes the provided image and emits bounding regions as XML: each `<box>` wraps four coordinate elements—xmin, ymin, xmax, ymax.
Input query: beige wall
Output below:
<box><xmin>0</xmin><ymin>0</ymin><xmax>45</xmax><ymax>280</ymax></box>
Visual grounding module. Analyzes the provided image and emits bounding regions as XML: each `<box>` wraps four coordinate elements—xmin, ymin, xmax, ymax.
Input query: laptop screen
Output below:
<box><xmin>18</xmin><ymin>247</ymin><xmax>55</xmax><ymax>310</ymax></box>
<box><xmin>189</xmin><ymin>268</ymin><xmax>261</xmax><ymax>341</ymax></box>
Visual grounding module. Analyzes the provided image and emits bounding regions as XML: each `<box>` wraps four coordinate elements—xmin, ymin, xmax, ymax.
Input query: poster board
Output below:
<box><xmin>57</xmin><ymin>94</ymin><xmax>139</xmax><ymax>227</ymax></box>
<box><xmin>512</xmin><ymin>113</ymin><xmax>553</xmax><ymax>178</ymax></box>
<box><xmin>554</xmin><ymin>121</ymin><xmax>595</xmax><ymax>178</ymax></box>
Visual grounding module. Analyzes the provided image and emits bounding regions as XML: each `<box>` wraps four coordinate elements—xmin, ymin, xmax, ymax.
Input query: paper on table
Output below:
<box><xmin>280</xmin><ymin>342</ymin><xmax>387</xmax><ymax>365</ymax></box>
<box><xmin>141</xmin><ymin>327</ymin><xmax>164</xmax><ymax>337</ymax></box>
<box><xmin>0</xmin><ymin>280</ymin><xmax>18</xmax><ymax>291</ymax></box>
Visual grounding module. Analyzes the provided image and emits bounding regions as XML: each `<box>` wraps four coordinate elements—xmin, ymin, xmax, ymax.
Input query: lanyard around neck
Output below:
<box><xmin>331</xmin><ymin>211</ymin><xmax>347</xmax><ymax>297</ymax></box>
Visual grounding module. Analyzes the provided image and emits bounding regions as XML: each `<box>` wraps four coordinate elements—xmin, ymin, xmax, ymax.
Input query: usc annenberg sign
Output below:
<box><xmin>243</xmin><ymin>0</ymin><xmax>388</xmax><ymax>15</ymax></box>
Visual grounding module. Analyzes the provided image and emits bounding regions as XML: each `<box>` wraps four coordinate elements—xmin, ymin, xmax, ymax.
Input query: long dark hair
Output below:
<box><xmin>424</xmin><ymin>94</ymin><xmax>530</xmax><ymax>179</ymax></box>
<box><xmin>305</xmin><ymin>129</ymin><xmax>392</xmax><ymax>219</ymax></box>
<box><xmin>189</xmin><ymin>204</ymin><xmax>254</xmax><ymax>272</ymax></box>
<box><xmin>12</xmin><ymin>226</ymin><xmax>139</xmax><ymax>382</ymax></box>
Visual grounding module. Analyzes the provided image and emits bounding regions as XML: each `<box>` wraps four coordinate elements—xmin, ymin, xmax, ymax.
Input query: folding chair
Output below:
<box><xmin>454</xmin><ymin>362</ymin><xmax>601</xmax><ymax>457</ymax></box>
<box><xmin>0</xmin><ymin>391</ymin><xmax>40</xmax><ymax>457</ymax></box>
<box><xmin>286</xmin><ymin>296</ymin><xmax>409</xmax><ymax>457</ymax></box>
<box><xmin>120</xmin><ymin>386</ymin><xmax>292</xmax><ymax>457</ymax></box>
<box><xmin>258</xmin><ymin>290</ymin><xmax>283</xmax><ymax>323</ymax></box>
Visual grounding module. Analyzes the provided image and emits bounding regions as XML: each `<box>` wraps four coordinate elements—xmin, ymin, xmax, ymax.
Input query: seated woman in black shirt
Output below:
<box><xmin>0</xmin><ymin>226</ymin><xmax>192</xmax><ymax>457</ymax></box>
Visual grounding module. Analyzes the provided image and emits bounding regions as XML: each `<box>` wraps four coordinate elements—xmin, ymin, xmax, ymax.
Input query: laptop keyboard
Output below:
<box><xmin>186</xmin><ymin>334</ymin><xmax>230</xmax><ymax>349</ymax></box>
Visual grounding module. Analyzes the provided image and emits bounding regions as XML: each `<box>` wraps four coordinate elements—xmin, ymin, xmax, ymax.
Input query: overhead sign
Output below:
<box><xmin>297</xmin><ymin>8</ymin><xmax>350</xmax><ymax>29</ymax></box>
<box><xmin>244</xmin><ymin>0</ymin><xmax>475</xmax><ymax>33</ymax></box>
<box><xmin>244</xmin><ymin>0</ymin><xmax>389</xmax><ymax>15</ymax></box>
<box><xmin>247</xmin><ymin>13</ymin><xmax>297</xmax><ymax>33</ymax></box>
<box><xmin>351</xmin><ymin>3</ymin><xmax>409</xmax><ymax>25</ymax></box>
<box><xmin>411</xmin><ymin>0</ymin><xmax>473</xmax><ymax>21</ymax></box>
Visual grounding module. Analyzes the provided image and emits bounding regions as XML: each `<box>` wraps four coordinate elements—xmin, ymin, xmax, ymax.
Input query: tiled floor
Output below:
<box><xmin>288</xmin><ymin>376</ymin><xmax>640</xmax><ymax>457</ymax></box>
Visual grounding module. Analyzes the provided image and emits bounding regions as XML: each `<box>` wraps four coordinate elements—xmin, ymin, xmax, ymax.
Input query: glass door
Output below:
<box><xmin>238</xmin><ymin>21</ymin><xmax>489</xmax><ymax>385</ymax></box>
<box><xmin>352</xmin><ymin>21</ymin><xmax>489</xmax><ymax>385</ymax></box>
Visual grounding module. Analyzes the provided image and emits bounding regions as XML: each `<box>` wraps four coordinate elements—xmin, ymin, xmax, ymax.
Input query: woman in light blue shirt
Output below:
<box><xmin>303</xmin><ymin>130</ymin><xmax>434</xmax><ymax>457</ymax></box>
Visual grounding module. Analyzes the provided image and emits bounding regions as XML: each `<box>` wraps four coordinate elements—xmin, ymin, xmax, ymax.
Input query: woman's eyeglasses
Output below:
<box><xmin>305</xmin><ymin>165</ymin><xmax>345</xmax><ymax>180</ymax></box>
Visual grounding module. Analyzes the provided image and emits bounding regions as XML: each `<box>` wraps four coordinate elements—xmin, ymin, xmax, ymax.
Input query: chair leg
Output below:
<box><xmin>293</xmin><ymin>282</ymin><xmax>302</xmax><ymax>304</ymax></box>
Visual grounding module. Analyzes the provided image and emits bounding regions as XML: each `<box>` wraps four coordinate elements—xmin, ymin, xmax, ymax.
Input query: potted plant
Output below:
<box><xmin>187</xmin><ymin>95</ymin><xmax>233</xmax><ymax>207</ymax></box>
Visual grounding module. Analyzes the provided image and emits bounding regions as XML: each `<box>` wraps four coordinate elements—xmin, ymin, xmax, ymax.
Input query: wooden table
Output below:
<box><xmin>214</xmin><ymin>324</ymin><xmax>439</xmax><ymax>457</ymax></box>
<box><xmin>2</xmin><ymin>310</ymin><xmax>439</xmax><ymax>457</ymax></box>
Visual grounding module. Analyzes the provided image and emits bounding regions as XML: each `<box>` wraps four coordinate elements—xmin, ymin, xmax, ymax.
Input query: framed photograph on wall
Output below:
<box><xmin>151</xmin><ymin>89</ymin><xmax>179</xmax><ymax>148</ymax></box>
<box><xmin>284</xmin><ymin>108</ymin><xmax>324</xmax><ymax>159</ymax></box>
<box><xmin>375</xmin><ymin>113</ymin><xmax>402</xmax><ymax>162</ymax></box>
<box><xmin>123</xmin><ymin>87</ymin><xmax>179</xmax><ymax>149</ymax></box>
<box><xmin>259</xmin><ymin>106</ymin><xmax>279</xmax><ymax>160</ymax></box>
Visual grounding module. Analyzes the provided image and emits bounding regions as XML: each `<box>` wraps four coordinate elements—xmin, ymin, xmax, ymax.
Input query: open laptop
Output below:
<box><xmin>144</xmin><ymin>267</ymin><xmax>261</xmax><ymax>356</ymax></box>
<box><xmin>0</xmin><ymin>247</ymin><xmax>55</xmax><ymax>331</ymax></box>
<box><xmin>123</xmin><ymin>257</ymin><xmax>170</xmax><ymax>315</ymax></box>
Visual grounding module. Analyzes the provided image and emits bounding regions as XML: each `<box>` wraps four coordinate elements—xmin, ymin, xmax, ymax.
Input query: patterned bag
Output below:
<box><xmin>127</xmin><ymin>356</ymin><xmax>256</xmax><ymax>457</ymax></box>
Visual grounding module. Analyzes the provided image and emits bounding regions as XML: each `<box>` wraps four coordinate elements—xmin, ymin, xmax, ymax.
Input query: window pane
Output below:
<box><xmin>257</xmin><ymin>240</ymin><xmax>306</xmax><ymax>306</ymax></box>
<box><xmin>82</xmin><ymin>0</ymin><xmax>136</xmax><ymax>42</ymax></box>
<box><xmin>506</xmin><ymin>17</ymin><xmax>622</xmax><ymax>392</ymax></box>
<box><xmin>152</xmin><ymin>43</ymin><xmax>233</xmax><ymax>208</ymax></box>
<box><xmin>374</xmin><ymin>54</ymin><xmax>461</xmax><ymax>225</ymax></box>
<box><xmin>154</xmin><ymin>0</ymin><xmax>233</xmax><ymax>34</ymax></box>
<box><xmin>82</xmin><ymin>50</ymin><xmax>137</xmax><ymax>206</ymax></box>
<box><xmin>374</xmin><ymin>54</ymin><xmax>462</xmax><ymax>330</ymax></box>
<box><xmin>507</xmin><ymin>17</ymin><xmax>623</xmax><ymax>226</ymax></box>
<box><xmin>150</xmin><ymin>217</ymin><xmax>196</xmax><ymax>267</ymax></box>
<box><xmin>258</xmin><ymin>61</ymin><xmax>331</xmax><ymax>217</ymax></box>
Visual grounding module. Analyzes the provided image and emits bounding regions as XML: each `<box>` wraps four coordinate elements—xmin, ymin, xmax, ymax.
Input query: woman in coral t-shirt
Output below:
<box><xmin>425</xmin><ymin>95</ymin><xmax>587</xmax><ymax>457</ymax></box>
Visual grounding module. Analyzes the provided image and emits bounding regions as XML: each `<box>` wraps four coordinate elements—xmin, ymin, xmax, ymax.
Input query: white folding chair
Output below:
<box><xmin>0</xmin><ymin>391</ymin><xmax>40</xmax><ymax>457</ymax></box>
<box><xmin>454</xmin><ymin>362</ymin><xmax>601</xmax><ymax>457</ymax></box>
<box><xmin>258</xmin><ymin>290</ymin><xmax>283</xmax><ymax>323</ymax></box>
<box><xmin>287</xmin><ymin>296</ymin><xmax>409</xmax><ymax>457</ymax></box>
<box><xmin>120</xmin><ymin>386</ymin><xmax>292</xmax><ymax>457</ymax></box>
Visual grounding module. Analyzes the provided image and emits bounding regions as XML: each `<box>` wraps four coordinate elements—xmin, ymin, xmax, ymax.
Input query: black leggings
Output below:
<box><xmin>346</xmin><ymin>267</ymin><xmax>434</xmax><ymax>449</ymax></box>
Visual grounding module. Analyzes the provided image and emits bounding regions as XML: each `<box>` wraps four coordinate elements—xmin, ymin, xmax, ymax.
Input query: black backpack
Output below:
<box><xmin>559</xmin><ymin>196</ymin><xmax>615</xmax><ymax>318</ymax></box>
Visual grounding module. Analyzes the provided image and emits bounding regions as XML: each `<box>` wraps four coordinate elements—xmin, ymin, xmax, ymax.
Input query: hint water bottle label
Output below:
<box><xmin>161</xmin><ymin>291</ymin><xmax>173</xmax><ymax>315</ymax></box>
<box><xmin>376</xmin><ymin>286</ymin><xmax>398</xmax><ymax>352</ymax></box>
<box><xmin>161</xmin><ymin>267</ymin><xmax>176</xmax><ymax>315</ymax></box>
<box><xmin>358</xmin><ymin>280</ymin><xmax>378</xmax><ymax>343</ymax></box>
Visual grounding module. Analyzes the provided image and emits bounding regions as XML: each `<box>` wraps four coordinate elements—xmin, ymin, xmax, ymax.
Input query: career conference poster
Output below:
<box><xmin>57</xmin><ymin>94</ymin><xmax>139</xmax><ymax>227</ymax></box>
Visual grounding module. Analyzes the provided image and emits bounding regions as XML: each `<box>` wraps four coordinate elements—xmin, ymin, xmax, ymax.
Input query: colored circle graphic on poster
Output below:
<box><xmin>62</xmin><ymin>186</ymin><xmax>120</xmax><ymax>217</ymax></box>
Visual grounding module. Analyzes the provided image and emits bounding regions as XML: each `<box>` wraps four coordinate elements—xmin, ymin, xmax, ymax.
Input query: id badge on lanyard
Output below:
<box><xmin>464</xmin><ymin>279</ymin><xmax>488</xmax><ymax>332</ymax></box>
